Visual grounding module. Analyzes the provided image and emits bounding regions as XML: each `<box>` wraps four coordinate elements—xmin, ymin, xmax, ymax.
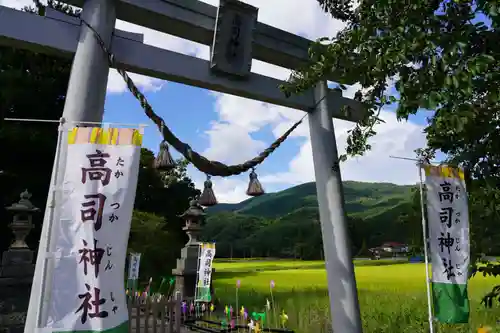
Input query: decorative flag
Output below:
<box><xmin>181</xmin><ymin>302</ymin><xmax>187</xmax><ymax>314</ymax></box>
<box><xmin>195</xmin><ymin>242</ymin><xmax>216</xmax><ymax>302</ymax></box>
<box><xmin>144</xmin><ymin>277</ymin><xmax>153</xmax><ymax>294</ymax></box>
<box><xmin>126</xmin><ymin>252</ymin><xmax>141</xmax><ymax>291</ymax></box>
<box><xmin>425</xmin><ymin>164</ymin><xmax>470</xmax><ymax>323</ymax></box>
<box><xmin>40</xmin><ymin>127</ymin><xmax>142</xmax><ymax>333</ymax></box>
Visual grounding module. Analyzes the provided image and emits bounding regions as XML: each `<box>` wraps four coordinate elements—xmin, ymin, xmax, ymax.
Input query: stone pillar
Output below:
<box><xmin>0</xmin><ymin>191</ymin><xmax>39</xmax><ymax>333</ymax></box>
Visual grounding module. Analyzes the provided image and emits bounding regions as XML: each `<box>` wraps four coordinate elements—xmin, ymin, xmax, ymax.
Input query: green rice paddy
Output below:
<box><xmin>211</xmin><ymin>259</ymin><xmax>500</xmax><ymax>333</ymax></box>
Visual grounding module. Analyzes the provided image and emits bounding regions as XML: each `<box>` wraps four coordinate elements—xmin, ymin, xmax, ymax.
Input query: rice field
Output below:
<box><xmin>211</xmin><ymin>259</ymin><xmax>500</xmax><ymax>333</ymax></box>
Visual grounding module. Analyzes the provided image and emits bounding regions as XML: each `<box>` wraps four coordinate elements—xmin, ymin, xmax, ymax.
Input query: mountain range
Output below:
<box><xmin>207</xmin><ymin>181</ymin><xmax>414</xmax><ymax>218</ymax></box>
<box><xmin>203</xmin><ymin>181</ymin><xmax>418</xmax><ymax>259</ymax></box>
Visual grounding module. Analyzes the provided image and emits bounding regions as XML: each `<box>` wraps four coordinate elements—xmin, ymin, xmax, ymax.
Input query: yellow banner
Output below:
<box><xmin>68</xmin><ymin>127</ymin><xmax>143</xmax><ymax>146</ymax></box>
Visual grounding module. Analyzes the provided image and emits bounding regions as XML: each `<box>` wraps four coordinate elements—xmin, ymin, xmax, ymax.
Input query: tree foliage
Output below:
<box><xmin>397</xmin><ymin>187</ymin><xmax>425</xmax><ymax>253</ymax></box>
<box><xmin>281</xmin><ymin>0</ymin><xmax>499</xmax><ymax>166</ymax></box>
<box><xmin>127</xmin><ymin>211</ymin><xmax>177</xmax><ymax>282</ymax></box>
<box><xmin>132</xmin><ymin>149</ymin><xmax>200</xmax><ymax>280</ymax></box>
<box><xmin>280</xmin><ymin>0</ymin><xmax>500</xmax><ymax>305</ymax></box>
<box><xmin>203</xmin><ymin>181</ymin><xmax>417</xmax><ymax>258</ymax></box>
<box><xmin>203</xmin><ymin>202</ymin><xmax>416</xmax><ymax>259</ymax></box>
<box><xmin>0</xmin><ymin>4</ymin><xmax>73</xmax><ymax>252</ymax></box>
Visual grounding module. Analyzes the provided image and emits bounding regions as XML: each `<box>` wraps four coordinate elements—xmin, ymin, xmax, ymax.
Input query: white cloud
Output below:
<box><xmin>191</xmin><ymin>170</ymin><xmax>251</xmax><ymax>204</ymax></box>
<box><xmin>106</xmin><ymin>70</ymin><xmax>164</xmax><ymax>94</ymax></box>
<box><xmin>108</xmin><ymin>0</ymin><xmax>347</xmax><ymax>92</ymax></box>
<box><xmin>0</xmin><ymin>0</ymin><xmax>31</xmax><ymax>8</ymax></box>
<box><xmin>202</xmin><ymin>121</ymin><xmax>268</xmax><ymax>164</ymax></box>
<box><xmin>108</xmin><ymin>20</ymin><xmax>210</xmax><ymax>94</ymax></box>
<box><xmin>260</xmin><ymin>110</ymin><xmax>426</xmax><ymax>186</ymax></box>
<box><xmin>195</xmin><ymin>92</ymin><xmax>426</xmax><ymax>203</ymax></box>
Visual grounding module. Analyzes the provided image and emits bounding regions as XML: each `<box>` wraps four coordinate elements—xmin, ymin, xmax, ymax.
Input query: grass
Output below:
<box><xmin>211</xmin><ymin>259</ymin><xmax>500</xmax><ymax>333</ymax></box>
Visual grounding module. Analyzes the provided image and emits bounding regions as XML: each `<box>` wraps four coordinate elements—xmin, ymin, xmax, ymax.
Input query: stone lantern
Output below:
<box><xmin>6</xmin><ymin>190</ymin><xmax>39</xmax><ymax>249</ymax></box>
<box><xmin>172</xmin><ymin>199</ymin><xmax>206</xmax><ymax>300</ymax></box>
<box><xmin>181</xmin><ymin>199</ymin><xmax>206</xmax><ymax>245</ymax></box>
<box><xmin>0</xmin><ymin>191</ymin><xmax>39</xmax><ymax>333</ymax></box>
<box><xmin>1</xmin><ymin>190</ymin><xmax>39</xmax><ymax>277</ymax></box>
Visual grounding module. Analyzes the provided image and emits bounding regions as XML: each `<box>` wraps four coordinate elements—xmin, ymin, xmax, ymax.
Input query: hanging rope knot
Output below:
<box><xmin>246</xmin><ymin>168</ymin><xmax>265</xmax><ymax>197</ymax></box>
<box><xmin>198</xmin><ymin>174</ymin><xmax>218</xmax><ymax>207</ymax></box>
<box><xmin>154</xmin><ymin>140</ymin><xmax>175</xmax><ymax>171</ymax></box>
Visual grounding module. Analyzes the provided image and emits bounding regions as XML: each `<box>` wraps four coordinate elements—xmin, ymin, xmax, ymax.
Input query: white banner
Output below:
<box><xmin>43</xmin><ymin>127</ymin><xmax>142</xmax><ymax>333</ymax></box>
<box><xmin>425</xmin><ymin>165</ymin><xmax>470</xmax><ymax>284</ymax></box>
<box><xmin>195</xmin><ymin>243</ymin><xmax>216</xmax><ymax>302</ymax></box>
<box><xmin>127</xmin><ymin>253</ymin><xmax>141</xmax><ymax>280</ymax></box>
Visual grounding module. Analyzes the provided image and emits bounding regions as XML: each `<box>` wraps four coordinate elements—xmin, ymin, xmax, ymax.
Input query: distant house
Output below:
<box><xmin>369</xmin><ymin>242</ymin><xmax>409</xmax><ymax>259</ymax></box>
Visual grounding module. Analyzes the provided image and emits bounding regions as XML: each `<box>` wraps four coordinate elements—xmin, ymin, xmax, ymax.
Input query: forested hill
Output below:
<box><xmin>207</xmin><ymin>181</ymin><xmax>414</xmax><ymax>218</ymax></box>
<box><xmin>202</xmin><ymin>181</ymin><xmax>419</xmax><ymax>259</ymax></box>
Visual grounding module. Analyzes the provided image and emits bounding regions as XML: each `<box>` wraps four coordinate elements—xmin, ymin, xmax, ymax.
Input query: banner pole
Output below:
<box><xmin>389</xmin><ymin>155</ymin><xmax>435</xmax><ymax>332</ymax></box>
<box><xmin>36</xmin><ymin>117</ymin><xmax>67</xmax><ymax>328</ymax></box>
<box><xmin>418</xmin><ymin>163</ymin><xmax>435</xmax><ymax>333</ymax></box>
<box><xmin>195</xmin><ymin>243</ymin><xmax>202</xmax><ymax>302</ymax></box>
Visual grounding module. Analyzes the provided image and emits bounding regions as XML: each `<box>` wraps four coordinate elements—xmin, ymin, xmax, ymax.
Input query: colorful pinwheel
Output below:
<box><xmin>181</xmin><ymin>302</ymin><xmax>187</xmax><ymax>314</ymax></box>
<box><xmin>248</xmin><ymin>319</ymin><xmax>255</xmax><ymax>332</ymax></box>
<box><xmin>280</xmin><ymin>310</ymin><xmax>289</xmax><ymax>327</ymax></box>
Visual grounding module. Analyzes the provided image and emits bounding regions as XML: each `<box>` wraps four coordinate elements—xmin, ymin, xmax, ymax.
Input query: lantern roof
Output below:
<box><xmin>179</xmin><ymin>199</ymin><xmax>206</xmax><ymax>219</ymax></box>
<box><xmin>6</xmin><ymin>190</ymin><xmax>40</xmax><ymax>213</ymax></box>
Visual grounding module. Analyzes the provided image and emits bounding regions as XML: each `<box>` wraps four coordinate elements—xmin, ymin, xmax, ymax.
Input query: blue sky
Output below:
<box><xmin>102</xmin><ymin>81</ymin><xmax>431</xmax><ymax>155</ymax></box>
<box><xmin>3</xmin><ymin>0</ymin><xmax>437</xmax><ymax>203</ymax></box>
<box><xmin>104</xmin><ymin>84</ymin><xmax>218</xmax><ymax>155</ymax></box>
<box><xmin>103</xmin><ymin>82</ymin><xmax>322</xmax><ymax>174</ymax></box>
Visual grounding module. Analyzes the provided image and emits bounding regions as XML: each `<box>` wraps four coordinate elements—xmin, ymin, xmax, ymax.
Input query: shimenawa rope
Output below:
<box><xmin>80</xmin><ymin>19</ymin><xmax>307</xmax><ymax>177</ymax></box>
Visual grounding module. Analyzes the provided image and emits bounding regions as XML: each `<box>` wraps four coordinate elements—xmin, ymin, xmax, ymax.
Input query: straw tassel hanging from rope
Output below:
<box><xmin>198</xmin><ymin>175</ymin><xmax>218</xmax><ymax>207</ymax></box>
<box><xmin>246</xmin><ymin>168</ymin><xmax>265</xmax><ymax>196</ymax></box>
<box><xmin>154</xmin><ymin>140</ymin><xmax>176</xmax><ymax>171</ymax></box>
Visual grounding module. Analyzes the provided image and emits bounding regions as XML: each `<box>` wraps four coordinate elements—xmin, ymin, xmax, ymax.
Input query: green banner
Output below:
<box><xmin>432</xmin><ymin>282</ymin><xmax>469</xmax><ymax>323</ymax></box>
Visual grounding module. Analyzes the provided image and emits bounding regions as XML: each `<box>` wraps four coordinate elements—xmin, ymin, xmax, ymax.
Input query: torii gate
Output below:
<box><xmin>0</xmin><ymin>0</ymin><xmax>365</xmax><ymax>332</ymax></box>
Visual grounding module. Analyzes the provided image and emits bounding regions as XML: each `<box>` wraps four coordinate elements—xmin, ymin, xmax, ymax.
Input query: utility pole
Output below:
<box><xmin>309</xmin><ymin>81</ymin><xmax>363</xmax><ymax>333</ymax></box>
<box><xmin>24</xmin><ymin>2</ymin><xmax>116</xmax><ymax>333</ymax></box>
